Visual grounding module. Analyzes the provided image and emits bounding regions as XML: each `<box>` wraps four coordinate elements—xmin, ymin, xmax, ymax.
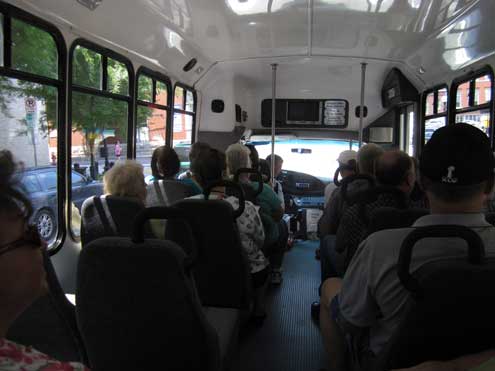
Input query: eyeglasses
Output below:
<box><xmin>0</xmin><ymin>225</ymin><xmax>46</xmax><ymax>257</ymax></box>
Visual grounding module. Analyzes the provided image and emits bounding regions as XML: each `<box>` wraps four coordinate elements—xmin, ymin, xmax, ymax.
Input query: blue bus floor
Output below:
<box><xmin>237</xmin><ymin>240</ymin><xmax>328</xmax><ymax>371</ymax></box>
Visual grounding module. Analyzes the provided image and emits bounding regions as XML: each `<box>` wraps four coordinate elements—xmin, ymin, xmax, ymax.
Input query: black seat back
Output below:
<box><xmin>354</xmin><ymin>186</ymin><xmax>408</xmax><ymax>225</ymax></box>
<box><xmin>485</xmin><ymin>212</ymin><xmax>495</xmax><ymax>226</ymax></box>
<box><xmin>167</xmin><ymin>180</ymin><xmax>252</xmax><ymax>308</ymax></box>
<box><xmin>77</xmin><ymin>207</ymin><xmax>220</xmax><ymax>371</ymax></box>
<box><xmin>340</xmin><ymin>174</ymin><xmax>376</xmax><ymax>205</ymax></box>
<box><xmin>8</xmin><ymin>250</ymin><xmax>88</xmax><ymax>365</ymax></box>
<box><xmin>80</xmin><ymin>195</ymin><xmax>145</xmax><ymax>246</ymax></box>
<box><xmin>367</xmin><ymin>207</ymin><xmax>429</xmax><ymax>234</ymax></box>
<box><xmin>230</xmin><ymin>168</ymin><xmax>263</xmax><ymax>205</ymax></box>
<box><xmin>373</xmin><ymin>225</ymin><xmax>495</xmax><ymax>370</ymax></box>
<box><xmin>146</xmin><ymin>179</ymin><xmax>193</xmax><ymax>206</ymax></box>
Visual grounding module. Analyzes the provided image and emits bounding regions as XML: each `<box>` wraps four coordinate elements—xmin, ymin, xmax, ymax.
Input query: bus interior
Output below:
<box><xmin>1</xmin><ymin>0</ymin><xmax>495</xmax><ymax>370</ymax></box>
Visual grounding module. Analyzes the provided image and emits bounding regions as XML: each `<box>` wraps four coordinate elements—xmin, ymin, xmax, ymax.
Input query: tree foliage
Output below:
<box><xmin>0</xmin><ymin>18</ymin><xmax>154</xmax><ymax>172</ymax></box>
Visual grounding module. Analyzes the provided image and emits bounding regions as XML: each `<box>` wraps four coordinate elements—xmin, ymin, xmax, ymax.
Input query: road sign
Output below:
<box><xmin>25</xmin><ymin>97</ymin><xmax>37</xmax><ymax>113</ymax></box>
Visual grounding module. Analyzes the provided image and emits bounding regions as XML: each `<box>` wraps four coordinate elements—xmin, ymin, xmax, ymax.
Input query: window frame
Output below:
<box><xmin>450</xmin><ymin>66</ymin><xmax>494</xmax><ymax>146</ymax></box>
<box><xmin>135</xmin><ymin>66</ymin><xmax>172</xmax><ymax>156</ymax></box>
<box><xmin>68</xmin><ymin>38</ymin><xmax>135</xmax><ymax>242</ymax></box>
<box><xmin>421</xmin><ymin>84</ymin><xmax>449</xmax><ymax>148</ymax></box>
<box><xmin>173</xmin><ymin>82</ymin><xmax>197</xmax><ymax>145</ymax></box>
<box><xmin>0</xmin><ymin>2</ymin><xmax>67</xmax><ymax>254</ymax></box>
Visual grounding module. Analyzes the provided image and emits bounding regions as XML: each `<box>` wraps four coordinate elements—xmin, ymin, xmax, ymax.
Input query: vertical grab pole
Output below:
<box><xmin>359</xmin><ymin>62</ymin><xmax>367</xmax><ymax>147</ymax></box>
<box><xmin>271</xmin><ymin>63</ymin><xmax>278</xmax><ymax>188</ymax></box>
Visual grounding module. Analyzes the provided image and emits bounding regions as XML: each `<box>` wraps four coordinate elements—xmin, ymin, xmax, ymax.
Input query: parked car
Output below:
<box><xmin>19</xmin><ymin>166</ymin><xmax>104</xmax><ymax>244</ymax></box>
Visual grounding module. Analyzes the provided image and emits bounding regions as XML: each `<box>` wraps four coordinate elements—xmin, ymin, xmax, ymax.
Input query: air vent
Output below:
<box><xmin>183</xmin><ymin>58</ymin><xmax>197</xmax><ymax>72</ymax></box>
<box><xmin>76</xmin><ymin>0</ymin><xmax>102</xmax><ymax>10</ymax></box>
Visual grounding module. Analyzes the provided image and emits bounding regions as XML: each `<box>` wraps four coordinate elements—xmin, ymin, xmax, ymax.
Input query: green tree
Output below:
<box><xmin>0</xmin><ymin>18</ymin><xmax>154</xmax><ymax>176</ymax></box>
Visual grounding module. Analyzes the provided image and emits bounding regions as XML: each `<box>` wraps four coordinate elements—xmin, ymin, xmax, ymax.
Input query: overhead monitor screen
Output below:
<box><xmin>287</xmin><ymin>101</ymin><xmax>319</xmax><ymax>122</ymax></box>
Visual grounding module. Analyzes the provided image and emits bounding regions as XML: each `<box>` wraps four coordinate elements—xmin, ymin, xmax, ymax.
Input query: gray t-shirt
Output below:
<box><xmin>338</xmin><ymin>213</ymin><xmax>495</xmax><ymax>355</ymax></box>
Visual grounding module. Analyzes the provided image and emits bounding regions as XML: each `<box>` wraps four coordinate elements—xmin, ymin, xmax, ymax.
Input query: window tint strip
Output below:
<box><xmin>3</xmin><ymin>15</ymin><xmax>10</xmax><ymax>68</ymax></box>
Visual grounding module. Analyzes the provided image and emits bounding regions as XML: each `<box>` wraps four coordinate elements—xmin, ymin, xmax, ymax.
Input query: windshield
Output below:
<box><xmin>252</xmin><ymin>139</ymin><xmax>359</xmax><ymax>182</ymax></box>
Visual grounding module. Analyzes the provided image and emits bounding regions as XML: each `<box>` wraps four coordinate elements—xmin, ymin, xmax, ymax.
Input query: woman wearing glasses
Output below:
<box><xmin>0</xmin><ymin>150</ymin><xmax>88</xmax><ymax>370</ymax></box>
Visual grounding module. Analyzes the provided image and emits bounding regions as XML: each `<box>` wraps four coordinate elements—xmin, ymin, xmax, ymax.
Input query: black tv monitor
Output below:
<box><xmin>287</xmin><ymin>101</ymin><xmax>319</xmax><ymax>121</ymax></box>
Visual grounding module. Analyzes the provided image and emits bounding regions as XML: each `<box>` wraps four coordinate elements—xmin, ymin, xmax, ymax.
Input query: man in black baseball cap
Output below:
<box><xmin>420</xmin><ymin>123</ymin><xmax>495</xmax><ymax>204</ymax></box>
<box><xmin>319</xmin><ymin>123</ymin><xmax>495</xmax><ymax>371</ymax></box>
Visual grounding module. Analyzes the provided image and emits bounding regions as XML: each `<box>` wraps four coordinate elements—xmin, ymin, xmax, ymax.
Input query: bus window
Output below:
<box><xmin>399</xmin><ymin>104</ymin><xmax>416</xmax><ymax>156</ymax></box>
<box><xmin>138</xmin><ymin>74</ymin><xmax>153</xmax><ymax>102</ymax></box>
<box><xmin>425</xmin><ymin>92</ymin><xmax>434</xmax><ymax>116</ymax></box>
<box><xmin>107</xmin><ymin>58</ymin><xmax>129</xmax><ymax>95</ymax></box>
<box><xmin>73</xmin><ymin>45</ymin><xmax>101</xmax><ymax>89</ymax></box>
<box><xmin>70</xmin><ymin>41</ymin><xmax>133</xmax><ymax>238</ymax></box>
<box><xmin>136</xmin><ymin>69</ymin><xmax>171</xmax><ymax>181</ymax></box>
<box><xmin>453</xmin><ymin>70</ymin><xmax>493</xmax><ymax>137</ymax></box>
<box><xmin>0</xmin><ymin>15</ymin><xmax>63</xmax><ymax>246</ymax></box>
<box><xmin>422</xmin><ymin>85</ymin><xmax>448</xmax><ymax>145</ymax></box>
<box><xmin>0</xmin><ymin>14</ymin><xmax>3</xmax><ymax>65</ymax></box>
<box><xmin>407</xmin><ymin>105</ymin><xmax>415</xmax><ymax>156</ymax></box>
<box><xmin>253</xmin><ymin>139</ymin><xmax>356</xmax><ymax>182</ymax></box>
<box><xmin>475</xmin><ymin>75</ymin><xmax>492</xmax><ymax>105</ymax></box>
<box><xmin>12</xmin><ymin>18</ymin><xmax>58</xmax><ymax>79</ymax></box>
<box><xmin>437</xmin><ymin>88</ymin><xmax>448</xmax><ymax>113</ymax></box>
<box><xmin>456</xmin><ymin>81</ymin><xmax>470</xmax><ymax>109</ymax></box>
<box><xmin>173</xmin><ymin>85</ymin><xmax>196</xmax><ymax>166</ymax></box>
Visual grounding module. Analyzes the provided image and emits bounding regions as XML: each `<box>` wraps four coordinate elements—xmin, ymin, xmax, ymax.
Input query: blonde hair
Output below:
<box><xmin>225</xmin><ymin>143</ymin><xmax>252</xmax><ymax>177</ymax></box>
<box><xmin>103</xmin><ymin>160</ymin><xmax>146</xmax><ymax>203</ymax></box>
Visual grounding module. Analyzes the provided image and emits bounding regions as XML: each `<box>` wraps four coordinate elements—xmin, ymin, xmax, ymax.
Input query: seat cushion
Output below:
<box><xmin>203</xmin><ymin>306</ymin><xmax>240</xmax><ymax>367</ymax></box>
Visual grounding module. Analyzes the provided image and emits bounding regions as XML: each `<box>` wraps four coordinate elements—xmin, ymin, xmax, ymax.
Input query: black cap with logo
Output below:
<box><xmin>420</xmin><ymin>123</ymin><xmax>495</xmax><ymax>186</ymax></box>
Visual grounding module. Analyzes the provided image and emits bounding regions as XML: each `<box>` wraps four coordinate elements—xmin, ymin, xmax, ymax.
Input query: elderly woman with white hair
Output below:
<box><xmin>225</xmin><ymin>143</ymin><xmax>286</xmax><ymax>284</ymax></box>
<box><xmin>103</xmin><ymin>160</ymin><xmax>147</xmax><ymax>204</ymax></box>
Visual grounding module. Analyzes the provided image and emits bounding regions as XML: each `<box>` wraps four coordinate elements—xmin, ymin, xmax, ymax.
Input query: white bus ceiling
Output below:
<box><xmin>7</xmin><ymin>0</ymin><xmax>495</xmax><ymax>134</ymax></box>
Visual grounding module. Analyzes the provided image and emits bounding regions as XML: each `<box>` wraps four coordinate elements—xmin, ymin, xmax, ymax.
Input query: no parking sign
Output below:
<box><xmin>25</xmin><ymin>97</ymin><xmax>37</xmax><ymax>113</ymax></box>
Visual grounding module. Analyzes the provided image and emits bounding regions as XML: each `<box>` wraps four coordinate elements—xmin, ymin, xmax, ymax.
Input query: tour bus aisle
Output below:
<box><xmin>237</xmin><ymin>240</ymin><xmax>326</xmax><ymax>371</ymax></box>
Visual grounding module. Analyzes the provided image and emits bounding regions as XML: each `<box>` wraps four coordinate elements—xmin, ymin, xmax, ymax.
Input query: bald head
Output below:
<box><xmin>376</xmin><ymin>150</ymin><xmax>416</xmax><ymax>194</ymax></box>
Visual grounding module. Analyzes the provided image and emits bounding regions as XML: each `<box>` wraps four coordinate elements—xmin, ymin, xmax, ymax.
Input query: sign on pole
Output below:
<box><xmin>25</xmin><ymin>97</ymin><xmax>37</xmax><ymax>113</ymax></box>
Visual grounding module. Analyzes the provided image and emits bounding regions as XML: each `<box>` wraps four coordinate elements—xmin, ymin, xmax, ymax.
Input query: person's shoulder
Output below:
<box><xmin>363</xmin><ymin>227</ymin><xmax>412</xmax><ymax>252</ymax></box>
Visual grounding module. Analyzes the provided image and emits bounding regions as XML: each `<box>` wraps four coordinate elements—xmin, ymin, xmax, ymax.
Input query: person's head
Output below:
<box><xmin>266</xmin><ymin>154</ymin><xmax>283</xmax><ymax>177</ymax></box>
<box><xmin>245</xmin><ymin>144</ymin><xmax>260</xmax><ymax>171</ymax></box>
<box><xmin>420</xmin><ymin>123</ymin><xmax>495</xmax><ymax>213</ymax></box>
<box><xmin>375</xmin><ymin>150</ymin><xmax>416</xmax><ymax>195</ymax></box>
<box><xmin>103</xmin><ymin>160</ymin><xmax>146</xmax><ymax>203</ymax></box>
<box><xmin>196</xmin><ymin>148</ymin><xmax>226</xmax><ymax>189</ymax></box>
<box><xmin>151</xmin><ymin>146</ymin><xmax>180</xmax><ymax>180</ymax></box>
<box><xmin>189</xmin><ymin>142</ymin><xmax>211</xmax><ymax>175</ymax></box>
<box><xmin>0</xmin><ymin>151</ymin><xmax>47</xmax><ymax>323</ymax></box>
<box><xmin>337</xmin><ymin>150</ymin><xmax>358</xmax><ymax>178</ymax></box>
<box><xmin>357</xmin><ymin>143</ymin><xmax>385</xmax><ymax>176</ymax></box>
<box><xmin>225</xmin><ymin>143</ymin><xmax>252</xmax><ymax>179</ymax></box>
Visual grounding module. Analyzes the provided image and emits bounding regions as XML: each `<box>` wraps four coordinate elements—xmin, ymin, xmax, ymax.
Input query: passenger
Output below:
<box><xmin>226</xmin><ymin>143</ymin><xmax>285</xmax><ymax>284</ymax></box>
<box><xmin>334</xmin><ymin>149</ymin><xmax>416</xmax><ymax>273</ymax></box>
<box><xmin>317</xmin><ymin>145</ymin><xmax>382</xmax><ymax>283</ymax></box>
<box><xmin>181</xmin><ymin>142</ymin><xmax>210</xmax><ymax>193</ymax></box>
<box><xmin>259</xmin><ymin>158</ymin><xmax>271</xmax><ymax>184</ymax></box>
<box><xmin>266</xmin><ymin>154</ymin><xmax>285</xmax><ymax>209</ymax></box>
<box><xmin>318</xmin><ymin>144</ymin><xmax>382</xmax><ymax>238</ymax></box>
<box><xmin>192</xmin><ymin>148</ymin><xmax>270</xmax><ymax>319</ymax></box>
<box><xmin>324</xmin><ymin>150</ymin><xmax>358</xmax><ymax>208</ymax></box>
<box><xmin>245</xmin><ymin>143</ymin><xmax>261</xmax><ymax>174</ymax></box>
<box><xmin>103</xmin><ymin>160</ymin><xmax>147</xmax><ymax>205</ymax></box>
<box><xmin>0</xmin><ymin>150</ymin><xmax>89</xmax><ymax>370</ymax></box>
<box><xmin>320</xmin><ymin>124</ymin><xmax>495</xmax><ymax>371</ymax></box>
<box><xmin>150</xmin><ymin>145</ymin><xmax>181</xmax><ymax>181</ymax></box>
<box><xmin>150</xmin><ymin>145</ymin><xmax>200</xmax><ymax>195</ymax></box>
